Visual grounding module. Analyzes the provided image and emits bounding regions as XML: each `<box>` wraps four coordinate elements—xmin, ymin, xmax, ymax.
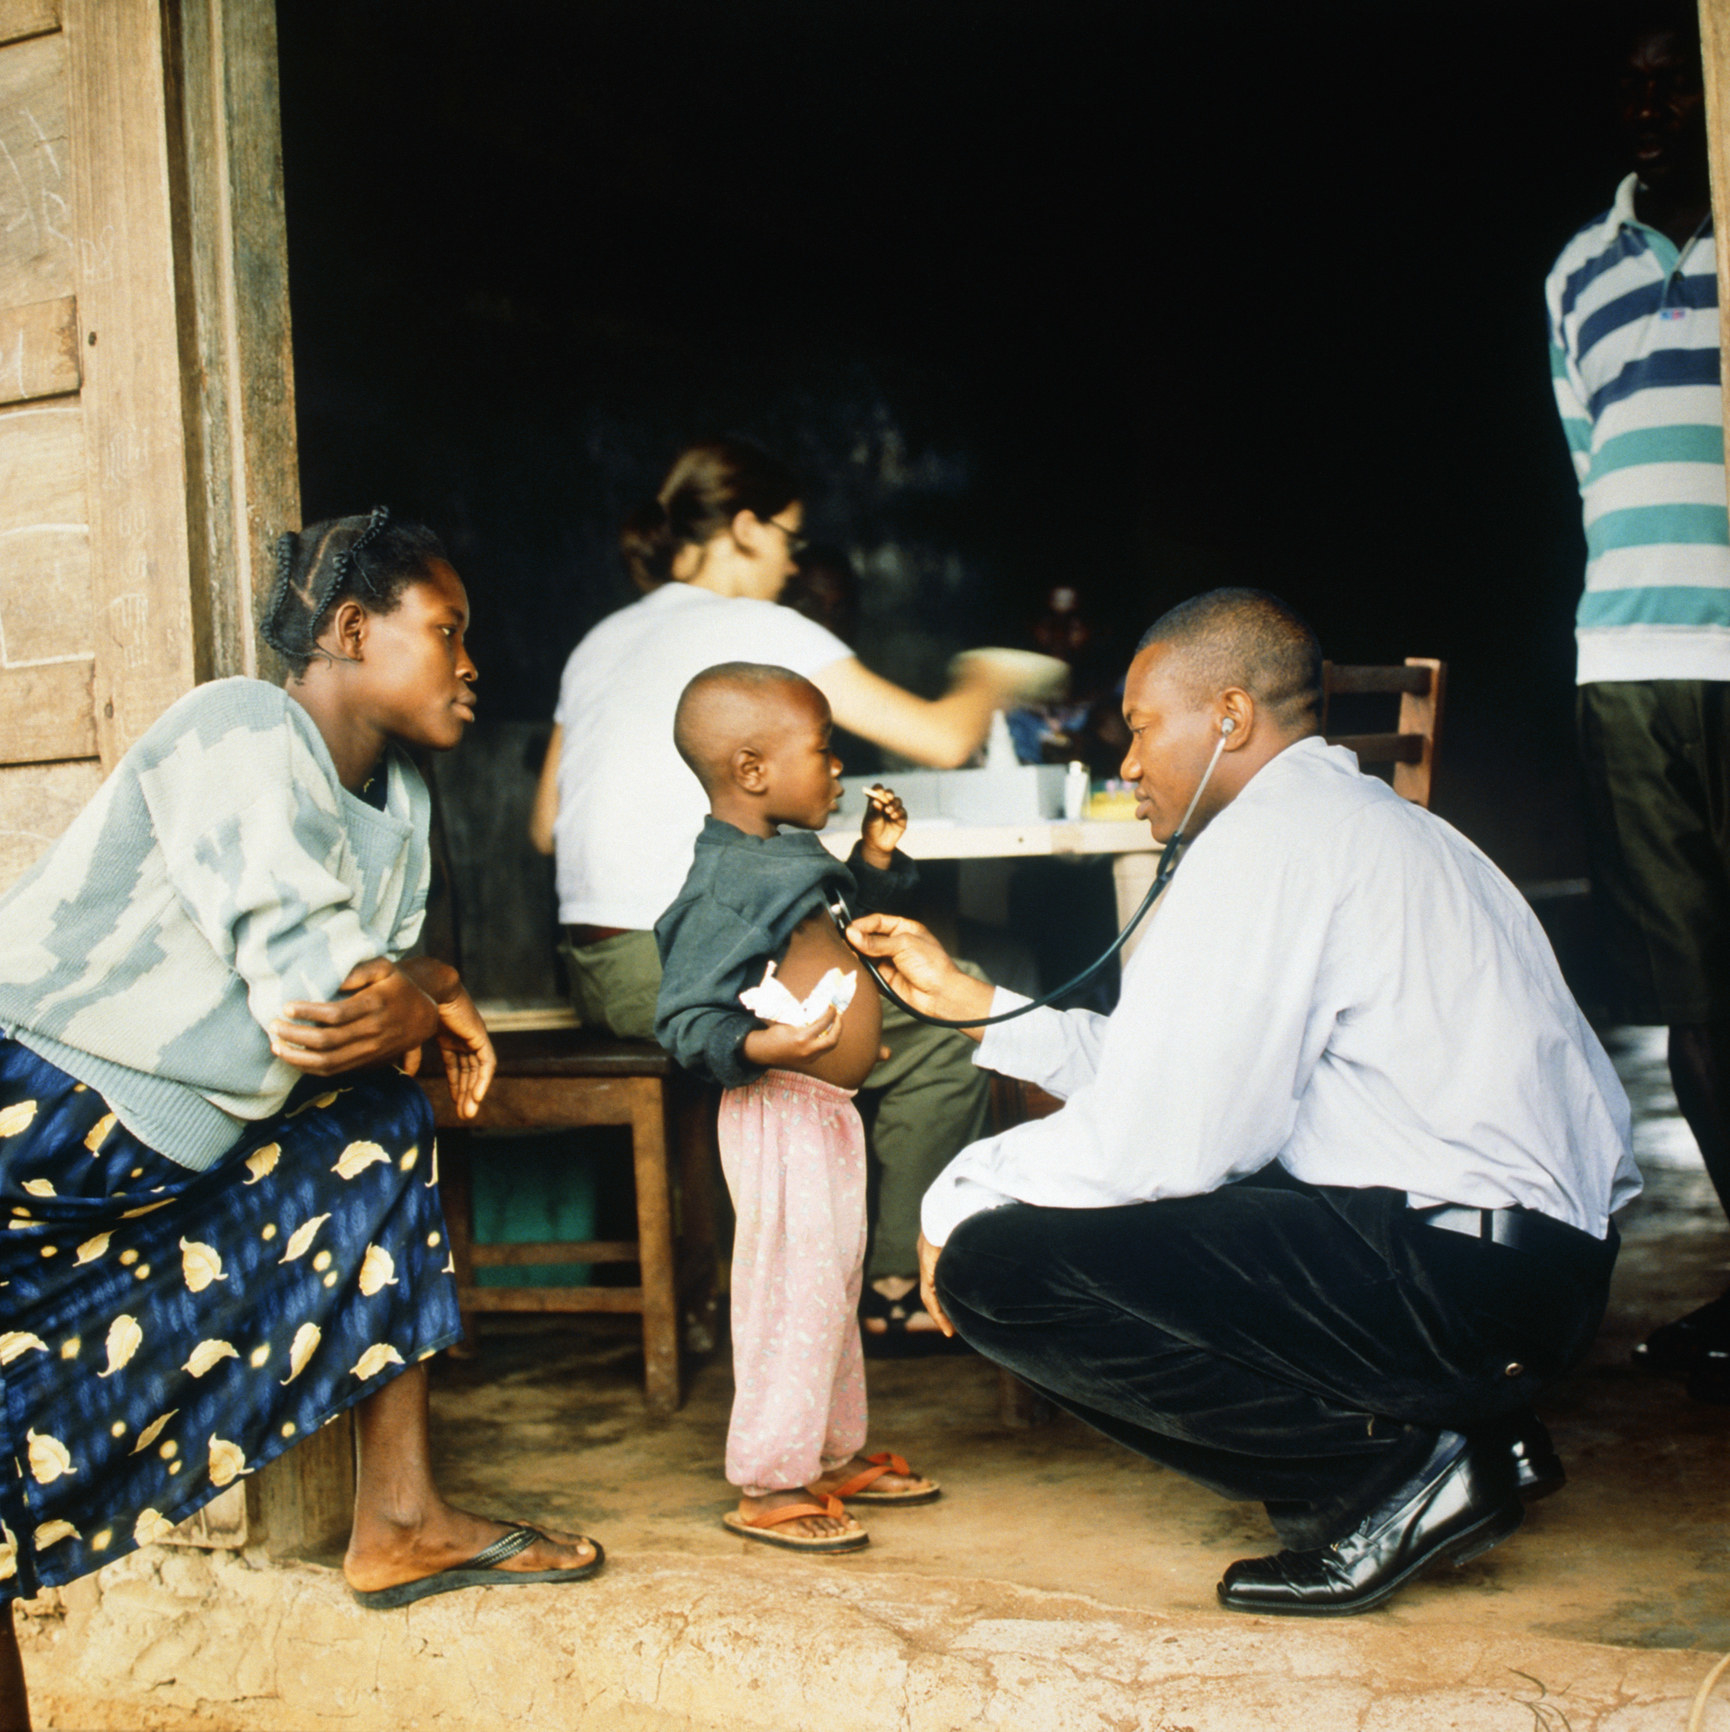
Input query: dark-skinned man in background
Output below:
<box><xmin>1546</xmin><ymin>3</ymin><xmax>1730</xmax><ymax>1403</ymax></box>
<box><xmin>849</xmin><ymin>589</ymin><xmax>1638</xmax><ymax>1616</ymax></box>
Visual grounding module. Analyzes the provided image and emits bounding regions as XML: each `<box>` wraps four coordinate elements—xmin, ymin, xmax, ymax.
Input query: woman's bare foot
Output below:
<box><xmin>811</xmin><ymin>1452</ymin><xmax>937</xmax><ymax>1501</ymax></box>
<box><xmin>344</xmin><ymin>1501</ymin><xmax>598</xmax><ymax>1593</ymax></box>
<box><xmin>735</xmin><ymin>1487</ymin><xmax>862</xmax><ymax>1541</ymax></box>
<box><xmin>346</xmin><ymin>1362</ymin><xmax>599</xmax><ymax>1593</ymax></box>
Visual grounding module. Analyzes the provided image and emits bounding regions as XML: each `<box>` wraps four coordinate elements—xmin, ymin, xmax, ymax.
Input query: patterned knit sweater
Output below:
<box><xmin>0</xmin><ymin>679</ymin><xmax>431</xmax><ymax>1170</ymax></box>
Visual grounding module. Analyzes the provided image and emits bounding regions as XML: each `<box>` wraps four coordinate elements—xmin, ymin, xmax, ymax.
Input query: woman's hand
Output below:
<box><xmin>845</xmin><ymin>913</ymin><xmax>995</xmax><ymax>1036</ymax></box>
<box><xmin>426</xmin><ymin>981</ymin><xmax>496</xmax><ymax>1120</ymax></box>
<box><xmin>397</xmin><ymin>959</ymin><xmax>496</xmax><ymax>1119</ymax></box>
<box><xmin>271</xmin><ymin>958</ymin><xmax>440</xmax><ymax>1077</ymax></box>
<box><xmin>270</xmin><ymin>958</ymin><xmax>496</xmax><ymax>1118</ymax></box>
<box><xmin>741</xmin><ymin>1005</ymin><xmax>844</xmax><ymax>1070</ymax></box>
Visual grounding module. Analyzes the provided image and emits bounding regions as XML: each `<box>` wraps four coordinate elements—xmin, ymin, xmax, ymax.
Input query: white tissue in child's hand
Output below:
<box><xmin>739</xmin><ymin>960</ymin><xmax>857</xmax><ymax>1026</ymax></box>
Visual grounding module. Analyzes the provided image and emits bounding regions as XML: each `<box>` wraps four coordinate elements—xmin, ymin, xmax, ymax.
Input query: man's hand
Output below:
<box><xmin>272</xmin><ymin>958</ymin><xmax>439</xmax><ymax>1076</ymax></box>
<box><xmin>859</xmin><ymin>784</ymin><xmax>907</xmax><ymax>868</ymax></box>
<box><xmin>916</xmin><ymin>1231</ymin><xmax>955</xmax><ymax>1338</ymax></box>
<box><xmin>742</xmin><ymin>1005</ymin><xmax>844</xmax><ymax>1069</ymax></box>
<box><xmin>845</xmin><ymin>913</ymin><xmax>995</xmax><ymax>1036</ymax></box>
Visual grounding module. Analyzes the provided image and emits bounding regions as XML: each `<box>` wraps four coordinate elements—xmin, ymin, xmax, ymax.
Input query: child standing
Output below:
<box><xmin>655</xmin><ymin>662</ymin><xmax>941</xmax><ymax>1552</ymax></box>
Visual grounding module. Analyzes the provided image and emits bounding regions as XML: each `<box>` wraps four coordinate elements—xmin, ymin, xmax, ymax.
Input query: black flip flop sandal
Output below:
<box><xmin>351</xmin><ymin>1522</ymin><xmax>604</xmax><ymax>1609</ymax></box>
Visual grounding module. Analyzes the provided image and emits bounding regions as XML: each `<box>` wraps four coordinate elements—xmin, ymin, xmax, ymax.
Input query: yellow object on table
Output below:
<box><xmin>1086</xmin><ymin>785</ymin><xmax>1140</xmax><ymax>821</ymax></box>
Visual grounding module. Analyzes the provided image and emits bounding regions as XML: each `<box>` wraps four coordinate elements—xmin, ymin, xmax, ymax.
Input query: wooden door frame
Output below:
<box><xmin>1701</xmin><ymin>2</ymin><xmax>1730</xmax><ymax>494</ymax></box>
<box><xmin>4</xmin><ymin>0</ymin><xmax>299</xmax><ymax>778</ymax></box>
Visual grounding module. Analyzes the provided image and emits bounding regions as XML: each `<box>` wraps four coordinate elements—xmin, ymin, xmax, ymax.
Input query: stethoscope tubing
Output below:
<box><xmin>830</xmin><ymin>833</ymin><xmax>1185</xmax><ymax>1028</ymax></box>
<box><xmin>830</xmin><ymin>730</ymin><xmax>1228</xmax><ymax>1030</ymax></box>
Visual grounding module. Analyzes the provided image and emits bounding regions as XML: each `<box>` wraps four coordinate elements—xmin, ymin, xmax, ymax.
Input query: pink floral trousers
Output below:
<box><xmin>718</xmin><ymin>1069</ymin><xmax>868</xmax><ymax>1495</ymax></box>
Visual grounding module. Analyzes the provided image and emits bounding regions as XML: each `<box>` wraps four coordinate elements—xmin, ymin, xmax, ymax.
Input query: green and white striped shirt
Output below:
<box><xmin>1546</xmin><ymin>172</ymin><xmax>1730</xmax><ymax>683</ymax></box>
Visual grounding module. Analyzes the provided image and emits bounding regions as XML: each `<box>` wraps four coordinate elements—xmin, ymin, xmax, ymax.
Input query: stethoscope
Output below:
<box><xmin>826</xmin><ymin>720</ymin><xmax>1235</xmax><ymax>1029</ymax></box>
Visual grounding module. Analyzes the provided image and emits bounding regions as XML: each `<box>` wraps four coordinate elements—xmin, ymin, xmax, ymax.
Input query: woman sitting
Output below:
<box><xmin>0</xmin><ymin>511</ymin><xmax>600</xmax><ymax>1732</ymax></box>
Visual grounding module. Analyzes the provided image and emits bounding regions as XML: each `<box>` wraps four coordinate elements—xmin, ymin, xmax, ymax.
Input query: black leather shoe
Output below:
<box><xmin>1687</xmin><ymin>1347</ymin><xmax>1730</xmax><ymax>1405</ymax></box>
<box><xmin>1505</xmin><ymin>1413</ymin><xmax>1565</xmax><ymax>1502</ymax></box>
<box><xmin>1216</xmin><ymin>1434</ymin><xmax>1524</xmax><ymax>1617</ymax></box>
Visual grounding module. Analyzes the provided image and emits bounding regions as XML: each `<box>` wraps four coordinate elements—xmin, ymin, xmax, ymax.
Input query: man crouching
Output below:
<box><xmin>849</xmin><ymin>587</ymin><xmax>1638</xmax><ymax>1616</ymax></box>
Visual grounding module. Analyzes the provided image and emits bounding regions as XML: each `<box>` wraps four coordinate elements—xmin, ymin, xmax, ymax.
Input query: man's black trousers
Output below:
<box><xmin>935</xmin><ymin>1170</ymin><xmax>1617</xmax><ymax>1548</ymax></box>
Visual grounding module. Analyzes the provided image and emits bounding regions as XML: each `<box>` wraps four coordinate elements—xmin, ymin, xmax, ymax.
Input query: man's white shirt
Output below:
<box><xmin>922</xmin><ymin>737</ymin><xmax>1639</xmax><ymax>1247</ymax></box>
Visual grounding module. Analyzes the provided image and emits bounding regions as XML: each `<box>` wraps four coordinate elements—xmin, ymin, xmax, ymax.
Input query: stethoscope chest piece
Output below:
<box><xmin>822</xmin><ymin>729</ymin><xmax>1228</xmax><ymax>1030</ymax></box>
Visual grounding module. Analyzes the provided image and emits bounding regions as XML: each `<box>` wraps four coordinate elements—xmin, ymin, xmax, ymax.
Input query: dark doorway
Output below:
<box><xmin>278</xmin><ymin>0</ymin><xmax>1632</xmax><ymax>885</ymax></box>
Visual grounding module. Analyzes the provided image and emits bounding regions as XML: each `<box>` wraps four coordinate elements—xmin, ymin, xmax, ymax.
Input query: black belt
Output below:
<box><xmin>563</xmin><ymin>924</ymin><xmax>633</xmax><ymax>948</ymax></box>
<box><xmin>1408</xmin><ymin>1200</ymin><xmax>1614</xmax><ymax>1272</ymax></box>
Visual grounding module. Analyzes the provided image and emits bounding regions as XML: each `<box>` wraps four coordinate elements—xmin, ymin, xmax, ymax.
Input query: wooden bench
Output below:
<box><xmin>417</xmin><ymin>1027</ymin><xmax>718</xmax><ymax>1418</ymax></box>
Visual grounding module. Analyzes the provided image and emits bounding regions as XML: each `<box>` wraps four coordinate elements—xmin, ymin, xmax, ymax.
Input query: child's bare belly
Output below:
<box><xmin>772</xmin><ymin>909</ymin><xmax>883</xmax><ymax>1091</ymax></box>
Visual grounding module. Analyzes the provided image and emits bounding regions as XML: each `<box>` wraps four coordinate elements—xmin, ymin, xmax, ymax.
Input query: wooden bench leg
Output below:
<box><xmin>674</xmin><ymin>1078</ymin><xmax>720</xmax><ymax>1355</ymax></box>
<box><xmin>631</xmin><ymin>1080</ymin><xmax>680</xmax><ymax>1417</ymax></box>
<box><xmin>437</xmin><ymin>1129</ymin><xmax>477</xmax><ymax>1353</ymax></box>
<box><xmin>997</xmin><ymin>1365</ymin><xmax>1054</xmax><ymax>1428</ymax></box>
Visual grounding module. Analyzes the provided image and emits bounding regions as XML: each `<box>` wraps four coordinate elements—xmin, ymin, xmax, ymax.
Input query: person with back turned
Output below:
<box><xmin>848</xmin><ymin>588</ymin><xmax>1639</xmax><ymax>1617</ymax></box>
<box><xmin>1545</xmin><ymin>2</ymin><xmax>1730</xmax><ymax>1400</ymax></box>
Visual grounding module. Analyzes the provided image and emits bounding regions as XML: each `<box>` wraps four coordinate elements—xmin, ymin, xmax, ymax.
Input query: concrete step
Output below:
<box><xmin>21</xmin><ymin>1544</ymin><xmax>1727</xmax><ymax>1732</ymax></box>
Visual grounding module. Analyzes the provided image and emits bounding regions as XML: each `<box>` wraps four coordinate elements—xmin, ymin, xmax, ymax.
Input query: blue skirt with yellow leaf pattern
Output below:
<box><xmin>0</xmin><ymin>1036</ymin><xmax>460</xmax><ymax>1602</ymax></box>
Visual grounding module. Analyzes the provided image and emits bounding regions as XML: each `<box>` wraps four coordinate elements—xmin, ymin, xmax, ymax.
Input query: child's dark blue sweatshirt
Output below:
<box><xmin>653</xmin><ymin>816</ymin><xmax>916</xmax><ymax>1088</ymax></box>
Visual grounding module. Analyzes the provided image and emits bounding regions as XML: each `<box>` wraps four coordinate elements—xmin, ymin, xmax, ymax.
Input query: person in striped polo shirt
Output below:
<box><xmin>1545</xmin><ymin>5</ymin><xmax>1729</xmax><ymax>1400</ymax></box>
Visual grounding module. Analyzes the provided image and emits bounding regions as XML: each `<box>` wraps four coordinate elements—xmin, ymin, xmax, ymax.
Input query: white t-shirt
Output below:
<box><xmin>552</xmin><ymin>583</ymin><xmax>852</xmax><ymax>928</ymax></box>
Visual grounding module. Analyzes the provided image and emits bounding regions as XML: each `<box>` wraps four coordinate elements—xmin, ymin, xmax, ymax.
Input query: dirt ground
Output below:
<box><xmin>18</xmin><ymin>1026</ymin><xmax>1729</xmax><ymax>1730</ymax></box>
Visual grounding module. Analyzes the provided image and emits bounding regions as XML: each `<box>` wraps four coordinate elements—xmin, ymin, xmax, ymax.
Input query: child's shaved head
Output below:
<box><xmin>674</xmin><ymin>663</ymin><xmax>822</xmax><ymax>795</ymax></box>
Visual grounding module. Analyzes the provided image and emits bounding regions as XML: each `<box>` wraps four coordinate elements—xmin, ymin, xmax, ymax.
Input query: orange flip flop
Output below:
<box><xmin>721</xmin><ymin>1493</ymin><xmax>869</xmax><ymax>1553</ymax></box>
<box><xmin>827</xmin><ymin>1451</ymin><xmax>942</xmax><ymax>1506</ymax></box>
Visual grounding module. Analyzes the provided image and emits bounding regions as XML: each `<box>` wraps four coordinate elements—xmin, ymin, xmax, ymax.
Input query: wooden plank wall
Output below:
<box><xmin>0</xmin><ymin>0</ymin><xmax>337</xmax><ymax>1555</ymax></box>
<box><xmin>66</xmin><ymin>1</ymin><xmax>202</xmax><ymax>765</ymax></box>
<box><xmin>0</xmin><ymin>0</ymin><xmax>299</xmax><ymax>893</ymax></box>
<box><xmin>0</xmin><ymin>4</ymin><xmax>107</xmax><ymax>883</ymax></box>
<box><xmin>168</xmin><ymin>0</ymin><xmax>299</xmax><ymax>684</ymax></box>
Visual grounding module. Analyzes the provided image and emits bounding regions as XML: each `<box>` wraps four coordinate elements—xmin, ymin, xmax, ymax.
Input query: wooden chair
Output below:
<box><xmin>1321</xmin><ymin>657</ymin><xmax>1447</xmax><ymax>809</ymax></box>
<box><xmin>417</xmin><ymin>1024</ymin><xmax>718</xmax><ymax>1418</ymax></box>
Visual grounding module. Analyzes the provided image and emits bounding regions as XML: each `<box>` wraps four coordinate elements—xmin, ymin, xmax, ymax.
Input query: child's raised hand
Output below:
<box><xmin>860</xmin><ymin>784</ymin><xmax>906</xmax><ymax>866</ymax></box>
<box><xmin>742</xmin><ymin>1004</ymin><xmax>844</xmax><ymax>1070</ymax></box>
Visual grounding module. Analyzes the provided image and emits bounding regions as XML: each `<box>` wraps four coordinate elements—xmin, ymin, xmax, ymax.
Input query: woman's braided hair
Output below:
<box><xmin>260</xmin><ymin>508</ymin><xmax>448</xmax><ymax>675</ymax></box>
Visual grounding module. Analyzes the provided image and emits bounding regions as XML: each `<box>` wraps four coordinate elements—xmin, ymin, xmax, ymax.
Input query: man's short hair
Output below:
<box><xmin>1137</xmin><ymin>588</ymin><xmax>1323</xmax><ymax>734</ymax></box>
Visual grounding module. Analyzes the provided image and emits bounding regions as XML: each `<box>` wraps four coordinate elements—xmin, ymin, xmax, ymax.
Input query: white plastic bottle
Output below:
<box><xmin>1063</xmin><ymin>760</ymin><xmax>1089</xmax><ymax>821</ymax></box>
